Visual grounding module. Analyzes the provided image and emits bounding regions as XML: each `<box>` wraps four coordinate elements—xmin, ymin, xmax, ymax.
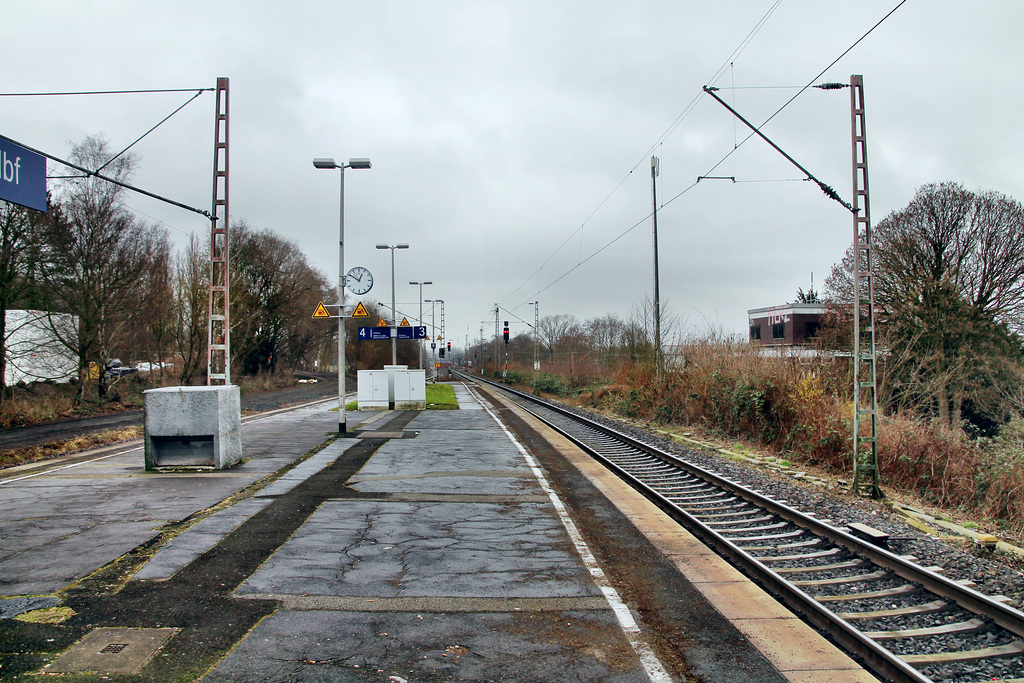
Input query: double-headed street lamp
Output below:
<box><xmin>376</xmin><ymin>243</ymin><xmax>409</xmax><ymax>365</ymax></box>
<box><xmin>409</xmin><ymin>280</ymin><xmax>432</xmax><ymax>369</ymax></box>
<box><xmin>425</xmin><ymin>298</ymin><xmax>443</xmax><ymax>380</ymax></box>
<box><xmin>313</xmin><ymin>156</ymin><xmax>371</xmax><ymax>434</ymax></box>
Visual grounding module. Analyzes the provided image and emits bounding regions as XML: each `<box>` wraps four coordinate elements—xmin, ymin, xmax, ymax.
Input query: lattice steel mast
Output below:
<box><xmin>207</xmin><ymin>77</ymin><xmax>231</xmax><ymax>385</ymax></box>
<box><xmin>849</xmin><ymin>75</ymin><xmax>882</xmax><ymax>499</ymax></box>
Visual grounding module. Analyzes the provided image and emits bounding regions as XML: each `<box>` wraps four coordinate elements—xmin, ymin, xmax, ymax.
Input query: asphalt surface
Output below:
<box><xmin>0</xmin><ymin>384</ymin><xmax>796</xmax><ymax>682</ymax></box>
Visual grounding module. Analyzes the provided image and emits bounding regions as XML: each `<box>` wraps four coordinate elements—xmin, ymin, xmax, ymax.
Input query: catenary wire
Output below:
<box><xmin>496</xmin><ymin>1</ymin><xmax>784</xmax><ymax>309</ymax></box>
<box><xmin>0</xmin><ymin>88</ymin><xmax>214</xmax><ymax>96</ymax></box>
<box><xmin>96</xmin><ymin>89</ymin><xmax>206</xmax><ymax>173</ymax></box>
<box><xmin>503</xmin><ymin>0</ymin><xmax>909</xmax><ymax>313</ymax></box>
<box><xmin>660</xmin><ymin>0</ymin><xmax>908</xmax><ymax>211</ymax></box>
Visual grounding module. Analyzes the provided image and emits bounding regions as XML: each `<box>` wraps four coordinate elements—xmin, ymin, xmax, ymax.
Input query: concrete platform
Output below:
<box><xmin>0</xmin><ymin>385</ymin><xmax>874</xmax><ymax>682</ymax></box>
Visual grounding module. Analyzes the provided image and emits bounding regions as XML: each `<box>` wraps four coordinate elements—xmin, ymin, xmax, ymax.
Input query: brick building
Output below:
<box><xmin>747</xmin><ymin>303</ymin><xmax>824</xmax><ymax>347</ymax></box>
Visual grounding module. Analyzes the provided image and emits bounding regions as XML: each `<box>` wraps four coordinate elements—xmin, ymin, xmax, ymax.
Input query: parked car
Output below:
<box><xmin>104</xmin><ymin>359</ymin><xmax>137</xmax><ymax>379</ymax></box>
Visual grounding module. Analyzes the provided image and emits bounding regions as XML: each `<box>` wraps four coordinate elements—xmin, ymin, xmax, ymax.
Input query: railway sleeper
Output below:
<box><xmin>865</xmin><ymin>617</ymin><xmax>987</xmax><ymax>640</ymax></box>
<box><xmin>701</xmin><ymin>515</ymin><xmax>775</xmax><ymax>527</ymax></box>
<box><xmin>772</xmin><ymin>558</ymin><xmax>868</xmax><ymax>574</ymax></box>
<box><xmin>679</xmin><ymin>501</ymin><xmax>745</xmax><ymax>513</ymax></box>
<box><xmin>775</xmin><ymin>537</ymin><xmax>825</xmax><ymax>550</ymax></box>
<box><xmin>839</xmin><ymin>599</ymin><xmax>950</xmax><ymax>620</ymax></box>
<box><xmin>690</xmin><ymin>508</ymin><xmax>763</xmax><ymax>519</ymax></box>
<box><xmin>900</xmin><ymin>639</ymin><xmax>1024</xmax><ymax>664</ymax></box>
<box><xmin>814</xmin><ymin>583</ymin><xmax>917</xmax><ymax>602</ymax></box>
<box><xmin>729</xmin><ymin>529</ymin><xmax>807</xmax><ymax>544</ymax></box>
<box><xmin>754</xmin><ymin>547</ymin><xmax>842</xmax><ymax>563</ymax></box>
<box><xmin>656</xmin><ymin>482</ymin><xmax>713</xmax><ymax>492</ymax></box>
<box><xmin>718</xmin><ymin>520</ymin><xmax>788</xmax><ymax>534</ymax></box>
<box><xmin>791</xmin><ymin>569</ymin><xmax>889</xmax><ymax>586</ymax></box>
<box><xmin>671</xmin><ymin>491</ymin><xmax>733</xmax><ymax>503</ymax></box>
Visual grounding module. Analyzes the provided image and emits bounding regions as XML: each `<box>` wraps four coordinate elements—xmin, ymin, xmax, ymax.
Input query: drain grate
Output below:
<box><xmin>99</xmin><ymin>643</ymin><xmax>129</xmax><ymax>654</ymax></box>
<box><xmin>44</xmin><ymin>627</ymin><xmax>178</xmax><ymax>674</ymax></box>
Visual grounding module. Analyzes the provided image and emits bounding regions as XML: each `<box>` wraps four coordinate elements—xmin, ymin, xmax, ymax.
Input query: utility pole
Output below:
<box><xmin>651</xmin><ymin>155</ymin><xmax>662</xmax><ymax>377</ymax></box>
<box><xmin>493</xmin><ymin>305</ymin><xmax>499</xmax><ymax>379</ymax></box>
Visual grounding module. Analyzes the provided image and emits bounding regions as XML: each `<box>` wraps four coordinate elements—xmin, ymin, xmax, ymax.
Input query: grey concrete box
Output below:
<box><xmin>143</xmin><ymin>385</ymin><xmax>242</xmax><ymax>470</ymax></box>
<box><xmin>357</xmin><ymin>370</ymin><xmax>390</xmax><ymax>410</ymax></box>
<box><xmin>393</xmin><ymin>368</ymin><xmax>426</xmax><ymax>409</ymax></box>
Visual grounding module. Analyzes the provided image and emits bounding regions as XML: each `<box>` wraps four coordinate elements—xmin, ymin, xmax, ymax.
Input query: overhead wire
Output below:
<box><xmin>660</xmin><ymin>0</ymin><xmax>908</xmax><ymax>212</ymax></box>
<box><xmin>0</xmin><ymin>88</ymin><xmax>214</xmax><ymax>96</ymax></box>
<box><xmin>1</xmin><ymin>86</ymin><xmax>216</xmax><ymax>219</ymax></box>
<box><xmin>496</xmin><ymin>0</ymin><xmax>784</xmax><ymax>312</ymax></box>
<box><xmin>501</xmin><ymin>0</ymin><xmax>909</xmax><ymax>314</ymax></box>
<box><xmin>96</xmin><ymin>89</ymin><xmax>206</xmax><ymax>173</ymax></box>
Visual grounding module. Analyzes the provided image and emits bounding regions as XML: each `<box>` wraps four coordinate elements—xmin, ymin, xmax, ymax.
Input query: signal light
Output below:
<box><xmin>503</xmin><ymin>321</ymin><xmax>509</xmax><ymax>343</ymax></box>
<box><xmin>447</xmin><ymin>342</ymin><xmax>451</xmax><ymax>352</ymax></box>
<box><xmin>439</xmin><ymin>348</ymin><xmax>445</xmax><ymax>359</ymax></box>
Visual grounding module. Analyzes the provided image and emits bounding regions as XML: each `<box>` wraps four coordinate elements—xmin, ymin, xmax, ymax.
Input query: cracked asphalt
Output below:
<box><xmin>0</xmin><ymin>384</ymin><xmax>789</xmax><ymax>682</ymax></box>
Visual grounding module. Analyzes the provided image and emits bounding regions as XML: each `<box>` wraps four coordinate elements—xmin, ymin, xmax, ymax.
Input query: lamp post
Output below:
<box><xmin>425</xmin><ymin>298</ymin><xmax>443</xmax><ymax>381</ymax></box>
<box><xmin>313</xmin><ymin>156</ymin><xmax>371</xmax><ymax>434</ymax></box>
<box><xmin>529</xmin><ymin>301</ymin><xmax>539</xmax><ymax>392</ymax></box>
<box><xmin>409</xmin><ymin>280</ymin><xmax>432</xmax><ymax>370</ymax></box>
<box><xmin>651</xmin><ymin>155</ymin><xmax>662</xmax><ymax>377</ymax></box>
<box><xmin>376</xmin><ymin>243</ymin><xmax>409</xmax><ymax>365</ymax></box>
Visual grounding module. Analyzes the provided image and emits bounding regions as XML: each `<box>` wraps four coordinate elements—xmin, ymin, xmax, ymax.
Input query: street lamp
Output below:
<box><xmin>410</xmin><ymin>280</ymin><xmax>432</xmax><ymax>369</ymax></box>
<box><xmin>313</xmin><ymin>156</ymin><xmax>371</xmax><ymax>434</ymax></box>
<box><xmin>376</xmin><ymin>243</ymin><xmax>409</xmax><ymax>364</ymax></box>
<box><xmin>425</xmin><ymin>298</ymin><xmax>443</xmax><ymax>381</ymax></box>
<box><xmin>529</xmin><ymin>301</ymin><xmax>539</xmax><ymax>392</ymax></box>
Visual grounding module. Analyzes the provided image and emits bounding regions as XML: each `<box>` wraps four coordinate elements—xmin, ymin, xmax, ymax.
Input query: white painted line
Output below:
<box><xmin>469</xmin><ymin>385</ymin><xmax>673</xmax><ymax>683</ymax></box>
<box><xmin>0</xmin><ymin>445</ymin><xmax>143</xmax><ymax>485</ymax></box>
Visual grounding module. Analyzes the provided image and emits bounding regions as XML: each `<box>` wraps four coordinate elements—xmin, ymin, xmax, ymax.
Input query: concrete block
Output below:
<box><xmin>143</xmin><ymin>385</ymin><xmax>242</xmax><ymax>470</ymax></box>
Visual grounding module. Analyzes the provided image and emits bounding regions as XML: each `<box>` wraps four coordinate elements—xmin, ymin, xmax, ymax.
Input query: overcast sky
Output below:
<box><xmin>4</xmin><ymin>1</ymin><xmax>1022</xmax><ymax>347</ymax></box>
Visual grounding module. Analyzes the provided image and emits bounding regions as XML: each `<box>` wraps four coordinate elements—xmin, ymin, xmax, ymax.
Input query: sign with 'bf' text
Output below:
<box><xmin>0</xmin><ymin>138</ymin><xmax>47</xmax><ymax>212</ymax></box>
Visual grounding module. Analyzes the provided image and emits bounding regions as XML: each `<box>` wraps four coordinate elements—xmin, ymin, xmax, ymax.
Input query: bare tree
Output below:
<box><xmin>173</xmin><ymin>233</ymin><xmax>209</xmax><ymax>384</ymax></box>
<box><xmin>826</xmin><ymin>181</ymin><xmax>1024</xmax><ymax>430</ymax></box>
<box><xmin>0</xmin><ymin>200</ymin><xmax>48</xmax><ymax>401</ymax></box>
<box><xmin>229</xmin><ymin>221</ymin><xmax>334</xmax><ymax>375</ymax></box>
<box><xmin>538</xmin><ymin>313</ymin><xmax>581</xmax><ymax>359</ymax></box>
<box><xmin>35</xmin><ymin>135</ymin><xmax>163</xmax><ymax>401</ymax></box>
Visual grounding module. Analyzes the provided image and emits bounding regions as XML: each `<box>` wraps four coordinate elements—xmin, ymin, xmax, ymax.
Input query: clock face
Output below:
<box><xmin>346</xmin><ymin>266</ymin><xmax>373</xmax><ymax>295</ymax></box>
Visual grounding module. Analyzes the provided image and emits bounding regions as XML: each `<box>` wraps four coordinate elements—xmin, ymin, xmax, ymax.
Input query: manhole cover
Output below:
<box><xmin>44</xmin><ymin>627</ymin><xmax>178</xmax><ymax>674</ymax></box>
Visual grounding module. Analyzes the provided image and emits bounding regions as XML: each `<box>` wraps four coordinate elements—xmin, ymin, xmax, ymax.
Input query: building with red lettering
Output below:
<box><xmin>747</xmin><ymin>303</ymin><xmax>824</xmax><ymax>347</ymax></box>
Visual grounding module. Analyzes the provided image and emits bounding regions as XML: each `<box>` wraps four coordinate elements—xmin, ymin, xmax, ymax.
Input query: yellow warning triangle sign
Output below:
<box><xmin>377</xmin><ymin>318</ymin><xmax>389</xmax><ymax>327</ymax></box>
<box><xmin>352</xmin><ymin>301</ymin><xmax>369</xmax><ymax>317</ymax></box>
<box><xmin>437</xmin><ymin>335</ymin><xmax>443</xmax><ymax>341</ymax></box>
<box><xmin>400</xmin><ymin>317</ymin><xmax>411</xmax><ymax>326</ymax></box>
<box><xmin>312</xmin><ymin>301</ymin><xmax>331</xmax><ymax>319</ymax></box>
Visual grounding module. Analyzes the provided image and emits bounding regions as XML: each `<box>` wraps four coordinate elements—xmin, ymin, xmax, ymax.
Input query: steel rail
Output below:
<box><xmin>460</xmin><ymin>372</ymin><xmax>1024</xmax><ymax>683</ymax></box>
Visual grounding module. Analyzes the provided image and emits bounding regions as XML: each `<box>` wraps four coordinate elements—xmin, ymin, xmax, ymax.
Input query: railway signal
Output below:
<box><xmin>503</xmin><ymin>322</ymin><xmax>509</xmax><ymax>343</ymax></box>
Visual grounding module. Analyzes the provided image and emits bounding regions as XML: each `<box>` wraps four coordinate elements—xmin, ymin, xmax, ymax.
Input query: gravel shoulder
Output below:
<box><xmin>561</xmin><ymin>401</ymin><xmax>1024</xmax><ymax>612</ymax></box>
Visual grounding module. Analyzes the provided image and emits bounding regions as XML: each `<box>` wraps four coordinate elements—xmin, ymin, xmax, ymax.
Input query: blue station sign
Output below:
<box><xmin>358</xmin><ymin>327</ymin><xmax>392</xmax><ymax>340</ymax></box>
<box><xmin>0</xmin><ymin>138</ymin><xmax>47</xmax><ymax>212</ymax></box>
<box><xmin>358</xmin><ymin>326</ymin><xmax>427</xmax><ymax>341</ymax></box>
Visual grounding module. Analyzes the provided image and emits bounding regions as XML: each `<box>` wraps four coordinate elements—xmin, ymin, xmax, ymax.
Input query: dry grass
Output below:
<box><xmin>0</xmin><ymin>425</ymin><xmax>143</xmax><ymax>469</ymax></box>
<box><xmin>571</xmin><ymin>340</ymin><xmax>1024</xmax><ymax>538</ymax></box>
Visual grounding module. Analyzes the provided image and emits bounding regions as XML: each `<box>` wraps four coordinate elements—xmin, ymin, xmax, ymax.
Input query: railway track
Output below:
<box><xmin>458</xmin><ymin>372</ymin><xmax>1024</xmax><ymax>683</ymax></box>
